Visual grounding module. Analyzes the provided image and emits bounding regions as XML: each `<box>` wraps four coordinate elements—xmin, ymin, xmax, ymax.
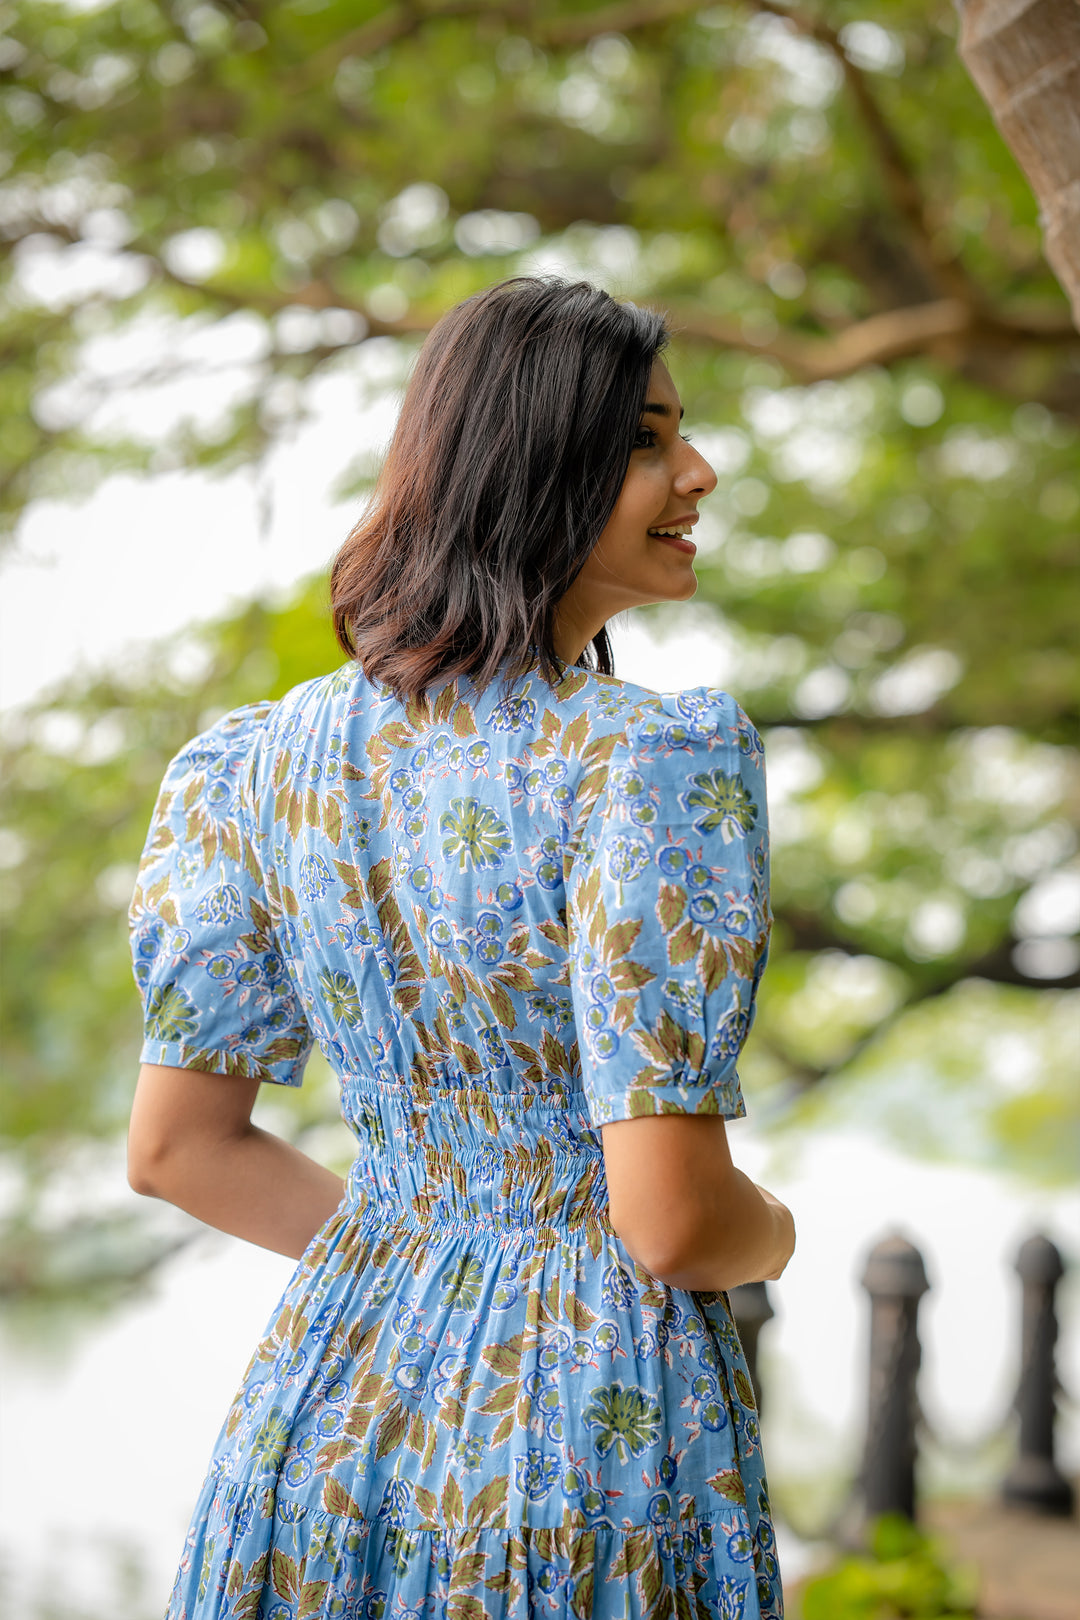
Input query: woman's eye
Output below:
<box><xmin>633</xmin><ymin>427</ymin><xmax>658</xmax><ymax>450</ymax></box>
<box><xmin>680</xmin><ymin>432</ymin><xmax>694</xmax><ymax>445</ymax></box>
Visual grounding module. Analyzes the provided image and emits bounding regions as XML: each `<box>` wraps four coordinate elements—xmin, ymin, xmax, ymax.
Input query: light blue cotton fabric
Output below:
<box><xmin>130</xmin><ymin>656</ymin><xmax>780</xmax><ymax>1620</ymax></box>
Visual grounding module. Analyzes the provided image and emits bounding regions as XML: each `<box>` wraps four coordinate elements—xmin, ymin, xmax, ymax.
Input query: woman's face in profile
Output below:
<box><xmin>560</xmin><ymin>360</ymin><xmax>718</xmax><ymax>649</ymax></box>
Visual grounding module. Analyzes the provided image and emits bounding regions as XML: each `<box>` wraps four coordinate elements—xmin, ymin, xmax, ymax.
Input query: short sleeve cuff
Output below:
<box><xmin>139</xmin><ymin>1037</ymin><xmax>310</xmax><ymax>1088</ymax></box>
<box><xmin>585</xmin><ymin>1063</ymin><xmax>746</xmax><ymax>1127</ymax></box>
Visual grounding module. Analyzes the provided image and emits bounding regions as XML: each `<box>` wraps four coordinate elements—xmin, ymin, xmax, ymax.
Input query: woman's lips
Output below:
<box><xmin>650</xmin><ymin>531</ymin><xmax>697</xmax><ymax>555</ymax></box>
<box><xmin>648</xmin><ymin>517</ymin><xmax>698</xmax><ymax>555</ymax></box>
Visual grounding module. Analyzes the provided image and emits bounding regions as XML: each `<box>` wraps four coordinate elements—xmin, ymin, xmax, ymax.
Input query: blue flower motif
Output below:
<box><xmin>536</xmin><ymin>1563</ymin><xmax>563</xmax><ymax>1594</ymax></box>
<box><xmin>727</xmin><ymin>1527</ymin><xmax>754</xmax><ymax>1562</ymax></box>
<box><xmin>536</xmin><ymin>858</ymin><xmax>562</xmax><ymax>890</ymax></box>
<box><xmin>587</xmin><ymin>1026</ymin><xmax>620</xmax><ymax>1060</ymax></box>
<box><xmin>711</xmin><ymin>1007</ymin><xmax>751</xmax><ymax>1064</ymax></box>
<box><xmin>491</xmin><ymin>695</ymin><xmax>536</xmax><ymax>731</ymax></box>
<box><xmin>688</xmin><ymin>891</ymin><xmax>722</xmax><ymax>925</ymax></box>
<box><xmin>393</xmin><ymin>1362</ymin><xmax>424</xmax><ymax>1395</ymax></box>
<box><xmin>723</xmin><ymin>904</ymin><xmax>753</xmax><ymax>936</ymax></box>
<box><xmin>674</xmin><ymin>692</ymin><xmax>720</xmax><ymax>727</ymax></box>
<box><xmin>194</xmin><ymin>881</ymin><xmax>244</xmax><ymax>927</ymax></box>
<box><xmin>297</xmin><ymin>851</ymin><xmax>334</xmax><ymax>903</ymax></box>
<box><xmin>604</xmin><ymin>833</ymin><xmax>650</xmax><ymax>886</ymax></box>
<box><xmin>283</xmin><ymin>1455</ymin><xmax>312</xmax><ymax>1488</ymax></box>
<box><xmin>514</xmin><ymin>1448</ymin><xmax>562</xmax><ymax>1502</ymax></box>
<box><xmin>601</xmin><ymin>1263</ymin><xmax>636</xmax><ymax>1312</ymax></box>
<box><xmin>377</xmin><ymin>1477</ymin><xmax>413</xmax><ymax>1528</ymax></box>
<box><xmin>135</xmin><ymin>920</ymin><xmax>165</xmax><ymax>960</ymax></box>
<box><xmin>647</xmin><ymin>1490</ymin><xmax>674</xmax><ymax>1524</ymax></box>
<box><xmin>206</xmin><ymin>778</ymin><xmax>233</xmax><ymax>810</ymax></box>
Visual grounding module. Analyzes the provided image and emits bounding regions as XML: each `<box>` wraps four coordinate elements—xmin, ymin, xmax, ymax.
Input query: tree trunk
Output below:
<box><xmin>956</xmin><ymin>0</ymin><xmax>1080</xmax><ymax>331</ymax></box>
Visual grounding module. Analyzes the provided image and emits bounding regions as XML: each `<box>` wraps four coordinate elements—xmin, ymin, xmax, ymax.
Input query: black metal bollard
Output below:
<box><xmin>1002</xmin><ymin>1233</ymin><xmax>1075</xmax><ymax>1517</ymax></box>
<box><xmin>729</xmin><ymin>1280</ymin><xmax>774</xmax><ymax>1414</ymax></box>
<box><xmin>841</xmin><ymin>1234</ymin><xmax>930</xmax><ymax>1543</ymax></box>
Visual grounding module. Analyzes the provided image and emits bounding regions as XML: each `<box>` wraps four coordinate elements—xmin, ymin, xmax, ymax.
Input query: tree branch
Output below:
<box><xmin>288</xmin><ymin>0</ymin><xmax>707</xmax><ymax>91</ymax></box>
<box><xmin>671</xmin><ymin>297</ymin><xmax>974</xmax><ymax>381</ymax></box>
<box><xmin>757</xmin><ymin>913</ymin><xmax>1078</xmax><ymax>1095</ymax></box>
<box><xmin>534</xmin><ymin>0</ymin><xmax>704</xmax><ymax>45</ymax></box>
<box><xmin>776</xmin><ymin>907</ymin><xmax>1080</xmax><ymax>994</ymax></box>
<box><xmin>745</xmin><ymin>0</ymin><xmax>984</xmax><ymax>309</ymax></box>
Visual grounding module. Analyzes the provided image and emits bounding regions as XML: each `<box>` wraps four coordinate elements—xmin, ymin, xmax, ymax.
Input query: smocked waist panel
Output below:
<box><xmin>338</xmin><ymin>1073</ymin><xmax>610</xmax><ymax>1232</ymax></box>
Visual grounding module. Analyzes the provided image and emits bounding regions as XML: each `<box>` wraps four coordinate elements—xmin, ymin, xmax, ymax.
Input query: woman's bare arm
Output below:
<box><xmin>127</xmin><ymin>1063</ymin><xmax>346</xmax><ymax>1261</ymax></box>
<box><xmin>601</xmin><ymin>1114</ymin><xmax>795</xmax><ymax>1292</ymax></box>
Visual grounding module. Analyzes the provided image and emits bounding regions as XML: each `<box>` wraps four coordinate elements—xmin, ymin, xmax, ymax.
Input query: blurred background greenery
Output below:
<box><xmin>1</xmin><ymin>0</ymin><xmax>1078</xmax><ymax>1612</ymax></box>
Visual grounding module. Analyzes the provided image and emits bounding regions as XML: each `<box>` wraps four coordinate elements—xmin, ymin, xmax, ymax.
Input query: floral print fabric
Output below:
<box><xmin>130</xmin><ymin>657</ymin><xmax>780</xmax><ymax>1620</ymax></box>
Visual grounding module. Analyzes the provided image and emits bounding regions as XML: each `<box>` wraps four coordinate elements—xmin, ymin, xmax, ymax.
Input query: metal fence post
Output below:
<box><xmin>1002</xmin><ymin>1233</ymin><xmax>1075</xmax><ymax>1517</ymax></box>
<box><xmin>729</xmin><ymin>1280</ymin><xmax>774</xmax><ymax>1413</ymax></box>
<box><xmin>841</xmin><ymin>1234</ymin><xmax>930</xmax><ymax>1542</ymax></box>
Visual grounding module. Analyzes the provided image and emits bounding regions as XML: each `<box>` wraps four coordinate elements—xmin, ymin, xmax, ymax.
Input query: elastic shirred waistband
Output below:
<box><xmin>342</xmin><ymin>1141</ymin><xmax>612</xmax><ymax>1237</ymax></box>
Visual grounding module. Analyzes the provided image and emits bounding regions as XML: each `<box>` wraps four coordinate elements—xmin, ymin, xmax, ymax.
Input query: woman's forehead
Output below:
<box><xmin>644</xmin><ymin>358</ymin><xmax>681</xmax><ymax>411</ymax></box>
<box><xmin>642</xmin><ymin>358</ymin><xmax>684</xmax><ymax>419</ymax></box>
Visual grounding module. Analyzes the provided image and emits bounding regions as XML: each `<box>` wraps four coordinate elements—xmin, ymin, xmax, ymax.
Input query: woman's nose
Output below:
<box><xmin>676</xmin><ymin>443</ymin><xmax>718</xmax><ymax>498</ymax></box>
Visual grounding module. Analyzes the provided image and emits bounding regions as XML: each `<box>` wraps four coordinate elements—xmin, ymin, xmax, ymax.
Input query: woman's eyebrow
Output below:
<box><xmin>642</xmin><ymin>401</ymin><xmax>686</xmax><ymax>419</ymax></box>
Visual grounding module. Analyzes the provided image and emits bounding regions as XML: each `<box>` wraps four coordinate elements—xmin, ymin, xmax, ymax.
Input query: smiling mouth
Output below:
<box><xmin>647</xmin><ymin>523</ymin><xmax>695</xmax><ymax>538</ymax></box>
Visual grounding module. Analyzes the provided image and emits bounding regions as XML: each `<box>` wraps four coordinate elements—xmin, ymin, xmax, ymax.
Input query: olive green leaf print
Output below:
<box><xmin>144</xmin><ymin>981</ymin><xmax>198</xmax><ymax>1042</ymax></box>
<box><xmin>441</xmin><ymin>1255</ymin><xmax>484</xmax><ymax>1311</ymax></box>
<box><xmin>130</xmin><ymin>671</ymin><xmax>780</xmax><ymax>1620</ymax></box>
<box><xmin>581</xmin><ymin>1381</ymin><xmax>663</xmax><ymax>1462</ymax></box>
<box><xmin>680</xmin><ymin>770</ymin><xmax>758</xmax><ymax>841</ymax></box>
<box><xmin>251</xmin><ymin>1407</ymin><xmax>291</xmax><ymax>1474</ymax></box>
<box><xmin>317</xmin><ymin>968</ymin><xmax>363</xmax><ymax>1028</ymax></box>
<box><xmin>439</xmin><ymin>796</ymin><xmax>513</xmax><ymax>871</ymax></box>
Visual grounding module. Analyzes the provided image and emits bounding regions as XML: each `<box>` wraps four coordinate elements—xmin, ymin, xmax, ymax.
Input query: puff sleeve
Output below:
<box><xmin>128</xmin><ymin>703</ymin><xmax>314</xmax><ymax>1086</ymax></box>
<box><xmin>567</xmin><ymin>688</ymin><xmax>770</xmax><ymax>1125</ymax></box>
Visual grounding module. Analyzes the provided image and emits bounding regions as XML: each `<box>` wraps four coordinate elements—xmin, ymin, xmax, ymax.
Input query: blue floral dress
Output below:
<box><xmin>129</xmin><ymin>655</ymin><xmax>780</xmax><ymax>1620</ymax></box>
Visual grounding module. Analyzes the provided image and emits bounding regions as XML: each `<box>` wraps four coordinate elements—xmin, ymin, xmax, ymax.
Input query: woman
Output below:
<box><xmin>128</xmin><ymin>276</ymin><xmax>795</xmax><ymax>1620</ymax></box>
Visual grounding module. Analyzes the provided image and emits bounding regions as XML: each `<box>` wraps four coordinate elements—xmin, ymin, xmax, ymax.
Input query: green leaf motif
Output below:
<box><xmin>680</xmin><ymin>771</ymin><xmax>757</xmax><ymax>841</ymax></box>
<box><xmin>581</xmin><ymin>1381</ymin><xmax>662</xmax><ymax>1463</ymax></box>
<box><xmin>144</xmin><ymin>981</ymin><xmax>198</xmax><ymax>1043</ymax></box>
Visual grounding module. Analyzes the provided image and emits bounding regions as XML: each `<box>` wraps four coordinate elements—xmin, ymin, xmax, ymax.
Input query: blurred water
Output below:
<box><xmin>2</xmin><ymin>1121</ymin><xmax>1076</xmax><ymax>1616</ymax></box>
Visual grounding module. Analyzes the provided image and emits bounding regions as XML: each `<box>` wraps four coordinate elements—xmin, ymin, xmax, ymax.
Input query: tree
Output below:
<box><xmin>956</xmin><ymin>0</ymin><xmax>1080</xmax><ymax>328</ymax></box>
<box><xmin>2</xmin><ymin>0</ymin><xmax>1078</xmax><ymax>1309</ymax></box>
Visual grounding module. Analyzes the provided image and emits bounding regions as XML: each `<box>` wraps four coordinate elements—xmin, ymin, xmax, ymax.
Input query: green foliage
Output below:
<box><xmin>2</xmin><ymin>0</ymin><xmax>1079</xmax><ymax>1307</ymax></box>
<box><xmin>798</xmin><ymin>1516</ymin><xmax>978</xmax><ymax>1620</ymax></box>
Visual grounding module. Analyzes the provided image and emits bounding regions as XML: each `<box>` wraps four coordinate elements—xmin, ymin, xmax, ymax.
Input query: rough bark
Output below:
<box><xmin>956</xmin><ymin>0</ymin><xmax>1080</xmax><ymax>331</ymax></box>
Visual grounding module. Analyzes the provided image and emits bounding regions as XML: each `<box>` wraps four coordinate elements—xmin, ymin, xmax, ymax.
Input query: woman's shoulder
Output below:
<box><xmin>551</xmin><ymin>666</ymin><xmax>764</xmax><ymax>766</ymax></box>
<box><xmin>159</xmin><ymin>698</ymin><xmax>278</xmax><ymax>789</ymax></box>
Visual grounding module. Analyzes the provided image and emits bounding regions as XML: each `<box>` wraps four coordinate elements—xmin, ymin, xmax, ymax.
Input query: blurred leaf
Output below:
<box><xmin>799</xmin><ymin>1514</ymin><xmax>978</xmax><ymax>1619</ymax></box>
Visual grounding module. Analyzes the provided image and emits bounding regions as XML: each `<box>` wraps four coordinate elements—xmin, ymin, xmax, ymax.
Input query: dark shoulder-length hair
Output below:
<box><xmin>330</xmin><ymin>276</ymin><xmax>668</xmax><ymax>701</ymax></box>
